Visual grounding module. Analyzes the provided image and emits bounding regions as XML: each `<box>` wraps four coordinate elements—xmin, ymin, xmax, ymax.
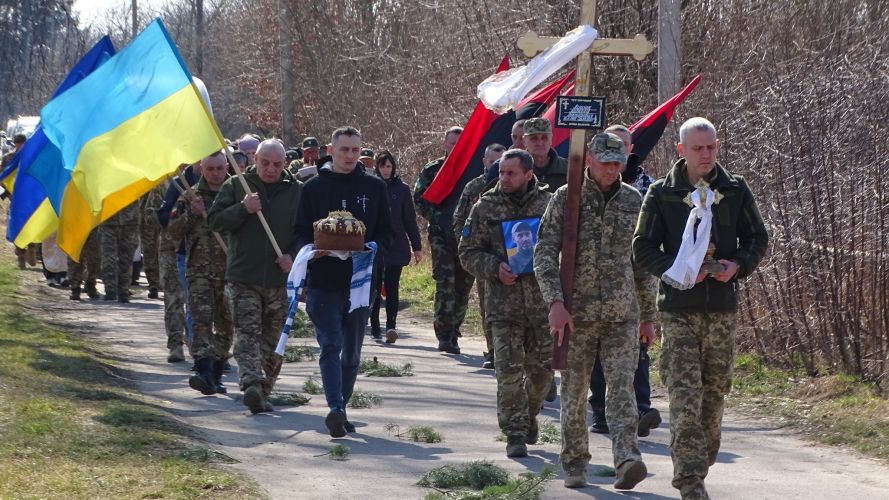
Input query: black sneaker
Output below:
<box><xmin>482</xmin><ymin>351</ymin><xmax>494</xmax><ymax>369</ymax></box>
<box><xmin>370</xmin><ymin>328</ymin><xmax>382</xmax><ymax>340</ymax></box>
<box><xmin>325</xmin><ymin>408</ymin><xmax>348</xmax><ymax>438</ymax></box>
<box><xmin>147</xmin><ymin>287</ymin><xmax>159</xmax><ymax>299</ymax></box>
<box><xmin>637</xmin><ymin>408</ymin><xmax>662</xmax><ymax>437</ymax></box>
<box><xmin>343</xmin><ymin>410</ymin><xmax>356</xmax><ymax>433</ymax></box>
<box><xmin>590</xmin><ymin>407</ymin><xmax>609</xmax><ymax>434</ymax></box>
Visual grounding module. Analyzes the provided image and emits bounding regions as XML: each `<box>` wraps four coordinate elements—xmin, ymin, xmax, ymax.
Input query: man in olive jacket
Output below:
<box><xmin>207</xmin><ymin>140</ymin><xmax>302</xmax><ymax>414</ymax></box>
<box><xmin>633</xmin><ymin>118</ymin><xmax>768</xmax><ymax>500</ymax></box>
<box><xmin>459</xmin><ymin>149</ymin><xmax>553</xmax><ymax>459</ymax></box>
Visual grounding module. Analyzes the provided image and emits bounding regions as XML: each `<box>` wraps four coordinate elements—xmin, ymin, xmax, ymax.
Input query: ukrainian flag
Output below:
<box><xmin>40</xmin><ymin>19</ymin><xmax>225</xmax><ymax>259</ymax></box>
<box><xmin>3</xmin><ymin>37</ymin><xmax>116</xmax><ymax>248</ymax></box>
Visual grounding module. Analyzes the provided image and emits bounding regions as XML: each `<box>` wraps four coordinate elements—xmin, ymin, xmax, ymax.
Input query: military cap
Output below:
<box><xmin>523</xmin><ymin>117</ymin><xmax>552</xmax><ymax>135</ymax></box>
<box><xmin>360</xmin><ymin>148</ymin><xmax>374</xmax><ymax>159</ymax></box>
<box><xmin>511</xmin><ymin>221</ymin><xmax>533</xmax><ymax>235</ymax></box>
<box><xmin>302</xmin><ymin>137</ymin><xmax>320</xmax><ymax>149</ymax></box>
<box><xmin>286</xmin><ymin>149</ymin><xmax>302</xmax><ymax>162</ymax></box>
<box><xmin>589</xmin><ymin>132</ymin><xmax>627</xmax><ymax>164</ymax></box>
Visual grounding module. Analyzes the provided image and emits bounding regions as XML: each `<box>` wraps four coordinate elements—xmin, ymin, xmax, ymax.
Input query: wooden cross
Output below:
<box><xmin>517</xmin><ymin>0</ymin><xmax>654</xmax><ymax>370</ymax></box>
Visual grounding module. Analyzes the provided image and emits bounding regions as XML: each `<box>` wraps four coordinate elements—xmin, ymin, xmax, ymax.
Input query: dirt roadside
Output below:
<box><xmin>23</xmin><ymin>272</ymin><xmax>889</xmax><ymax>500</ymax></box>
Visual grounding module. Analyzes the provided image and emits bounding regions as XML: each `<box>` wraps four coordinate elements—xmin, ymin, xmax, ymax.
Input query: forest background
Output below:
<box><xmin>2</xmin><ymin>0</ymin><xmax>888</xmax><ymax>388</ymax></box>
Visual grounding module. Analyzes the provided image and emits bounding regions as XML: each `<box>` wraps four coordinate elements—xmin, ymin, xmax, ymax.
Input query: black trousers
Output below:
<box><xmin>588</xmin><ymin>342</ymin><xmax>652</xmax><ymax>412</ymax></box>
<box><xmin>370</xmin><ymin>265</ymin><xmax>404</xmax><ymax>331</ymax></box>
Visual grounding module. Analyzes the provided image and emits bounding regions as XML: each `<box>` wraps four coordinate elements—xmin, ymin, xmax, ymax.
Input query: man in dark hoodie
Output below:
<box><xmin>208</xmin><ymin>140</ymin><xmax>302</xmax><ymax>414</ymax></box>
<box><xmin>293</xmin><ymin>126</ymin><xmax>394</xmax><ymax>438</ymax></box>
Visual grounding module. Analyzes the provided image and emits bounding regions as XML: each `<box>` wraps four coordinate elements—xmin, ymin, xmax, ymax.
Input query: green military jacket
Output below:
<box><xmin>452</xmin><ymin>173</ymin><xmax>491</xmax><ymax>242</ymax></box>
<box><xmin>458</xmin><ymin>177</ymin><xmax>551</xmax><ymax>325</ymax></box>
<box><xmin>633</xmin><ymin>159</ymin><xmax>768</xmax><ymax>312</ymax></box>
<box><xmin>207</xmin><ymin>167</ymin><xmax>302</xmax><ymax>287</ymax></box>
<box><xmin>535</xmin><ymin>171</ymin><xmax>657</xmax><ymax>324</ymax></box>
<box><xmin>412</xmin><ymin>156</ymin><xmax>446</xmax><ymax>236</ymax></box>
<box><xmin>533</xmin><ymin>148</ymin><xmax>569</xmax><ymax>192</ymax></box>
<box><xmin>167</xmin><ymin>177</ymin><xmax>228</xmax><ymax>281</ymax></box>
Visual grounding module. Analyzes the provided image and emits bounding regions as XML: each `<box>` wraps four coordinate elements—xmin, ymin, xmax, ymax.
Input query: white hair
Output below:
<box><xmin>256</xmin><ymin>139</ymin><xmax>285</xmax><ymax>157</ymax></box>
<box><xmin>679</xmin><ymin>117</ymin><xmax>717</xmax><ymax>144</ymax></box>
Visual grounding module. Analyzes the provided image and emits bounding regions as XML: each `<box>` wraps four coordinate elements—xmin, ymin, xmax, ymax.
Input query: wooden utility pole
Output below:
<box><xmin>195</xmin><ymin>0</ymin><xmax>204</xmax><ymax>77</ymax></box>
<box><xmin>131</xmin><ymin>0</ymin><xmax>138</xmax><ymax>40</ymax></box>
<box><xmin>659</xmin><ymin>0</ymin><xmax>682</xmax><ymax>148</ymax></box>
<box><xmin>517</xmin><ymin>0</ymin><xmax>654</xmax><ymax>370</ymax></box>
<box><xmin>279</xmin><ymin>0</ymin><xmax>295</xmax><ymax>146</ymax></box>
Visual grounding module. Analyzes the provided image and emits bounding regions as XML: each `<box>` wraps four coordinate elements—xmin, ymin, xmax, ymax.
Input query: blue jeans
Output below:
<box><xmin>176</xmin><ymin>253</ymin><xmax>193</xmax><ymax>341</ymax></box>
<box><xmin>306</xmin><ymin>288</ymin><xmax>372</xmax><ymax>409</ymax></box>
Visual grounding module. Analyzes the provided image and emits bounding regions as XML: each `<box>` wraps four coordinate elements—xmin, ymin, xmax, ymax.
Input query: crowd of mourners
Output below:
<box><xmin>1</xmin><ymin>116</ymin><xmax>767</xmax><ymax>500</ymax></box>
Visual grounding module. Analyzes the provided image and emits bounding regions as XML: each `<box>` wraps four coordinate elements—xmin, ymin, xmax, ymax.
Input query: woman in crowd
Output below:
<box><xmin>370</xmin><ymin>151</ymin><xmax>422</xmax><ymax>343</ymax></box>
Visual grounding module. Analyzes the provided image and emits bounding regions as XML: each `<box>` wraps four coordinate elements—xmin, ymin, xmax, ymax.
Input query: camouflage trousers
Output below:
<box><xmin>226</xmin><ymin>282</ymin><xmax>286</xmax><ymax>395</ymax></box>
<box><xmin>560</xmin><ymin>321</ymin><xmax>642</xmax><ymax>471</ymax></box>
<box><xmin>659</xmin><ymin>311</ymin><xmax>737</xmax><ymax>490</ymax></box>
<box><xmin>478</xmin><ymin>280</ymin><xmax>493</xmax><ymax>351</ymax></box>
<box><xmin>160</xmin><ymin>249</ymin><xmax>187</xmax><ymax>349</ymax></box>
<box><xmin>141</xmin><ymin>223</ymin><xmax>160</xmax><ymax>290</ymax></box>
<box><xmin>100</xmin><ymin>224</ymin><xmax>139</xmax><ymax>297</ymax></box>
<box><xmin>67</xmin><ymin>230</ymin><xmax>101</xmax><ymax>288</ymax></box>
<box><xmin>187</xmin><ymin>276</ymin><xmax>233</xmax><ymax>361</ymax></box>
<box><xmin>491</xmin><ymin>321</ymin><xmax>553</xmax><ymax>437</ymax></box>
<box><xmin>429</xmin><ymin>234</ymin><xmax>474</xmax><ymax>341</ymax></box>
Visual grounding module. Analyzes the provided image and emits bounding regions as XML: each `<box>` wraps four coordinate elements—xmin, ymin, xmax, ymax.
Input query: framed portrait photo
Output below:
<box><xmin>500</xmin><ymin>216</ymin><xmax>541</xmax><ymax>277</ymax></box>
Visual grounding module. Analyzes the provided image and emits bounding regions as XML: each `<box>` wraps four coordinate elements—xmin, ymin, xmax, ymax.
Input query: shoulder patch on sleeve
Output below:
<box><xmin>462</xmin><ymin>219</ymin><xmax>471</xmax><ymax>237</ymax></box>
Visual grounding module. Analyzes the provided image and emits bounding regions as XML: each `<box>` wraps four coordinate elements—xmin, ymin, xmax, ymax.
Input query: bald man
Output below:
<box><xmin>208</xmin><ymin>140</ymin><xmax>303</xmax><ymax>414</ymax></box>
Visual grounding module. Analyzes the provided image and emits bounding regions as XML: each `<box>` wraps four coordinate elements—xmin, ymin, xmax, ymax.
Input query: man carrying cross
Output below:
<box><xmin>535</xmin><ymin>133</ymin><xmax>656</xmax><ymax>489</ymax></box>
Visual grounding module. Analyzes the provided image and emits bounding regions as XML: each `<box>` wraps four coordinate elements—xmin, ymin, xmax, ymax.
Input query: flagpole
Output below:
<box><xmin>221</xmin><ymin>148</ymin><xmax>284</xmax><ymax>258</ymax></box>
<box><xmin>172</xmin><ymin>168</ymin><xmax>228</xmax><ymax>254</ymax></box>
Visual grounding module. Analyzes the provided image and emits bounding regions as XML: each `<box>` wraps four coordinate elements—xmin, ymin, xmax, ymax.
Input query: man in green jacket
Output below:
<box><xmin>523</xmin><ymin>117</ymin><xmax>568</xmax><ymax>191</ymax></box>
<box><xmin>633</xmin><ymin>118</ymin><xmax>768</xmax><ymax>500</ymax></box>
<box><xmin>207</xmin><ymin>140</ymin><xmax>302</xmax><ymax>414</ymax></box>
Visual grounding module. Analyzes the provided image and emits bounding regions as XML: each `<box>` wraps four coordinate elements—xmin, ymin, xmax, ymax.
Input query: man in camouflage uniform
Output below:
<box><xmin>140</xmin><ymin>184</ymin><xmax>165</xmax><ymax>299</ymax></box>
<box><xmin>168</xmin><ymin>151</ymin><xmax>233</xmax><ymax>396</ymax></box>
<box><xmin>68</xmin><ymin>229</ymin><xmax>101</xmax><ymax>300</ymax></box>
<box><xmin>633</xmin><ymin>118</ymin><xmax>768</xmax><ymax>500</ymax></box>
<box><xmin>159</xmin><ymin>218</ymin><xmax>188</xmax><ymax>362</ymax></box>
<box><xmin>413</xmin><ymin>126</ymin><xmax>473</xmax><ymax>354</ymax></box>
<box><xmin>453</xmin><ymin>143</ymin><xmax>505</xmax><ymax>368</ymax></box>
<box><xmin>535</xmin><ymin>133</ymin><xmax>657</xmax><ymax>490</ymax></box>
<box><xmin>459</xmin><ymin>149</ymin><xmax>553</xmax><ymax>458</ymax></box>
<box><xmin>289</xmin><ymin>137</ymin><xmax>321</xmax><ymax>181</ymax></box>
<box><xmin>100</xmin><ymin>201</ymin><xmax>141</xmax><ymax>302</ymax></box>
<box><xmin>208</xmin><ymin>140</ymin><xmax>301</xmax><ymax>414</ymax></box>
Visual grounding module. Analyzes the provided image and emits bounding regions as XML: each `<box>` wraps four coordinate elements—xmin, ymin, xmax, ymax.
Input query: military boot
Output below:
<box><xmin>505</xmin><ymin>435</ymin><xmax>528</xmax><ymax>458</ymax></box>
<box><xmin>104</xmin><ymin>292</ymin><xmax>117</xmax><ymax>301</ymax></box>
<box><xmin>680</xmin><ymin>477</ymin><xmax>710</xmax><ymax>500</ymax></box>
<box><xmin>70</xmin><ymin>287</ymin><xmax>81</xmax><ymax>300</ymax></box>
<box><xmin>449</xmin><ymin>336</ymin><xmax>461</xmax><ymax>354</ymax></box>
<box><xmin>482</xmin><ymin>351</ymin><xmax>494</xmax><ymax>369</ymax></box>
<box><xmin>147</xmin><ymin>287</ymin><xmax>159</xmax><ymax>299</ymax></box>
<box><xmin>118</xmin><ymin>292</ymin><xmax>130</xmax><ymax>303</ymax></box>
<box><xmin>188</xmin><ymin>358</ymin><xmax>216</xmax><ymax>395</ymax></box>
<box><xmin>526</xmin><ymin>418</ymin><xmax>539</xmax><ymax>445</ymax></box>
<box><xmin>85</xmin><ymin>281</ymin><xmax>100</xmax><ymax>299</ymax></box>
<box><xmin>638</xmin><ymin>408</ymin><xmax>662</xmax><ymax>437</ymax></box>
<box><xmin>614</xmin><ymin>459</ymin><xmax>647</xmax><ymax>490</ymax></box>
<box><xmin>563</xmin><ymin>465</ymin><xmax>587</xmax><ymax>488</ymax></box>
<box><xmin>242</xmin><ymin>382</ymin><xmax>267</xmax><ymax>414</ymax></box>
<box><xmin>211</xmin><ymin>359</ymin><xmax>227</xmax><ymax>394</ymax></box>
<box><xmin>167</xmin><ymin>344</ymin><xmax>185</xmax><ymax>363</ymax></box>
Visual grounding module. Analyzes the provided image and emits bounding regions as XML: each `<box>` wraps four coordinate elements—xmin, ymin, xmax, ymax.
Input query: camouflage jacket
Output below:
<box><xmin>140</xmin><ymin>182</ymin><xmax>166</xmax><ymax>229</ymax></box>
<box><xmin>534</xmin><ymin>172</ymin><xmax>657</xmax><ymax>324</ymax></box>
<box><xmin>104</xmin><ymin>199</ymin><xmax>141</xmax><ymax>227</ymax></box>
<box><xmin>167</xmin><ymin>176</ymin><xmax>228</xmax><ymax>280</ymax></box>
<box><xmin>452</xmin><ymin>173</ymin><xmax>491</xmax><ymax>243</ymax></box>
<box><xmin>458</xmin><ymin>177</ymin><xmax>551</xmax><ymax>325</ymax></box>
<box><xmin>412</xmin><ymin>156</ymin><xmax>446</xmax><ymax>235</ymax></box>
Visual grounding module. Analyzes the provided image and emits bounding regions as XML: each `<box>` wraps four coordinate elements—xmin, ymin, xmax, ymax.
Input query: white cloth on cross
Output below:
<box><xmin>662</xmin><ymin>188</ymin><xmax>715</xmax><ymax>290</ymax></box>
<box><xmin>477</xmin><ymin>25</ymin><xmax>598</xmax><ymax>114</ymax></box>
<box><xmin>274</xmin><ymin>242</ymin><xmax>378</xmax><ymax>356</ymax></box>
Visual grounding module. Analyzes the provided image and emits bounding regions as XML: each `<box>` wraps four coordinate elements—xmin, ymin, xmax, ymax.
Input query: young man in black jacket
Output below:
<box><xmin>293</xmin><ymin>126</ymin><xmax>395</xmax><ymax>437</ymax></box>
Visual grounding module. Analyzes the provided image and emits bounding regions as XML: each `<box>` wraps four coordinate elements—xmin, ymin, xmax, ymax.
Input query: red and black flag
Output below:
<box><xmin>421</xmin><ymin>67</ymin><xmax>575</xmax><ymax>205</ymax></box>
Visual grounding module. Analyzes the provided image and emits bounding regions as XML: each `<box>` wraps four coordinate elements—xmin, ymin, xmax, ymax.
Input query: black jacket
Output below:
<box><xmin>293</xmin><ymin>162</ymin><xmax>395</xmax><ymax>292</ymax></box>
<box><xmin>374</xmin><ymin>169</ymin><xmax>422</xmax><ymax>267</ymax></box>
<box><xmin>157</xmin><ymin>165</ymin><xmax>201</xmax><ymax>255</ymax></box>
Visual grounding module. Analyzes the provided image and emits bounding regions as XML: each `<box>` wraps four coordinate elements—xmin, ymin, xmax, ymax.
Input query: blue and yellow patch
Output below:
<box><xmin>462</xmin><ymin>218</ymin><xmax>471</xmax><ymax>237</ymax></box>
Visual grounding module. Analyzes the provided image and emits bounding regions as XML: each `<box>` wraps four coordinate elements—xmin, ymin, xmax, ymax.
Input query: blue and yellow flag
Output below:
<box><xmin>40</xmin><ymin>19</ymin><xmax>225</xmax><ymax>259</ymax></box>
<box><xmin>3</xmin><ymin>36</ymin><xmax>116</xmax><ymax>248</ymax></box>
